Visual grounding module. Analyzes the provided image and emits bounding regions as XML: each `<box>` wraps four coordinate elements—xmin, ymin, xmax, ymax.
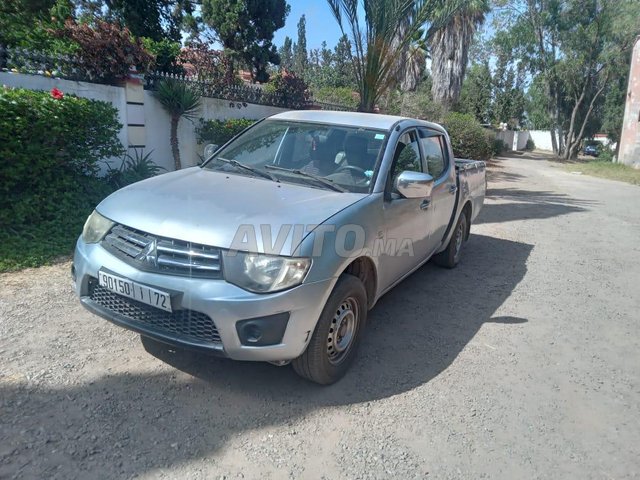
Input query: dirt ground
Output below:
<box><xmin>1</xmin><ymin>152</ymin><xmax>639</xmax><ymax>479</ymax></box>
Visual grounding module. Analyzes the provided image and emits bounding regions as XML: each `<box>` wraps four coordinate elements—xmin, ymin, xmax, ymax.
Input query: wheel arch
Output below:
<box><xmin>341</xmin><ymin>255</ymin><xmax>377</xmax><ymax>310</ymax></box>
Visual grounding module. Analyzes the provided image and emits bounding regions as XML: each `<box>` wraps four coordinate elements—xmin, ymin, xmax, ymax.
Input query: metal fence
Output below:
<box><xmin>0</xmin><ymin>46</ymin><xmax>112</xmax><ymax>84</ymax></box>
<box><xmin>145</xmin><ymin>71</ymin><xmax>352</xmax><ymax>112</ymax></box>
<box><xmin>0</xmin><ymin>47</ymin><xmax>352</xmax><ymax>111</ymax></box>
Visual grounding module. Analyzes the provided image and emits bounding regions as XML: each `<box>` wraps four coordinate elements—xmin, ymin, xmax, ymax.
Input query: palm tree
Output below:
<box><xmin>429</xmin><ymin>0</ymin><xmax>490</xmax><ymax>109</ymax></box>
<box><xmin>153</xmin><ymin>79</ymin><xmax>202</xmax><ymax>170</ymax></box>
<box><xmin>327</xmin><ymin>0</ymin><xmax>461</xmax><ymax>112</ymax></box>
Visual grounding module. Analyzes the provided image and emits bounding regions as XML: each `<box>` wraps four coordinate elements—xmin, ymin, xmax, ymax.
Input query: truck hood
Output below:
<box><xmin>97</xmin><ymin>167</ymin><xmax>366</xmax><ymax>255</ymax></box>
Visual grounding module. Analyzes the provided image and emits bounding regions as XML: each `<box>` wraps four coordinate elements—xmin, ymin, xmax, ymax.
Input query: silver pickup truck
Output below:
<box><xmin>73</xmin><ymin>111</ymin><xmax>486</xmax><ymax>384</ymax></box>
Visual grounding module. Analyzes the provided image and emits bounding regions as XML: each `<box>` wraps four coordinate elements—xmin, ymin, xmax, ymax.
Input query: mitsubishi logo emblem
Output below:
<box><xmin>137</xmin><ymin>239</ymin><xmax>158</xmax><ymax>266</ymax></box>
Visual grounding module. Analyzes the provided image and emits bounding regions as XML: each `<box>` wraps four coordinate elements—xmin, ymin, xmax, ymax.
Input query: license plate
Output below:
<box><xmin>98</xmin><ymin>271</ymin><xmax>172</xmax><ymax>312</ymax></box>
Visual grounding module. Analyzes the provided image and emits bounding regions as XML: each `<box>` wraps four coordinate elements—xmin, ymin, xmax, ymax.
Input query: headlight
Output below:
<box><xmin>223</xmin><ymin>252</ymin><xmax>311</xmax><ymax>293</ymax></box>
<box><xmin>82</xmin><ymin>210</ymin><xmax>114</xmax><ymax>243</ymax></box>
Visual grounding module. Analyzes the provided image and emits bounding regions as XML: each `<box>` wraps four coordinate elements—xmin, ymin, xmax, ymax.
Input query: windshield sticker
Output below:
<box><xmin>375</xmin><ymin>133</ymin><xmax>385</xmax><ymax>140</ymax></box>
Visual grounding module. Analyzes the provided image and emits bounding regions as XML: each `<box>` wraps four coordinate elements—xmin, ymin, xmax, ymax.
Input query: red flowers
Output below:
<box><xmin>50</xmin><ymin>88</ymin><xmax>64</xmax><ymax>100</ymax></box>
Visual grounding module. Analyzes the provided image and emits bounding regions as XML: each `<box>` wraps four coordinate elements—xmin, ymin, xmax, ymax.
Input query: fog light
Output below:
<box><xmin>243</xmin><ymin>323</ymin><xmax>263</xmax><ymax>343</ymax></box>
<box><xmin>235</xmin><ymin>313</ymin><xmax>290</xmax><ymax>346</ymax></box>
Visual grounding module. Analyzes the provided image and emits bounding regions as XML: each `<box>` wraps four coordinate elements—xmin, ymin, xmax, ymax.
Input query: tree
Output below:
<box><xmin>555</xmin><ymin>0</ymin><xmax>638</xmax><ymax>159</ymax></box>
<box><xmin>333</xmin><ymin>34</ymin><xmax>356</xmax><ymax>88</ymax></box>
<box><xmin>153</xmin><ymin>79</ymin><xmax>201</xmax><ymax>170</ymax></box>
<box><xmin>525</xmin><ymin>75</ymin><xmax>553</xmax><ymax>129</ymax></box>
<box><xmin>0</xmin><ymin>0</ymin><xmax>75</xmax><ymax>53</ymax></box>
<box><xmin>293</xmin><ymin>14</ymin><xmax>308</xmax><ymax>77</ymax></box>
<box><xmin>429</xmin><ymin>0</ymin><xmax>490</xmax><ymax>108</ymax></box>
<box><xmin>202</xmin><ymin>0</ymin><xmax>290</xmax><ymax>83</ymax></box>
<box><xmin>105</xmin><ymin>0</ymin><xmax>193</xmax><ymax>42</ymax></box>
<box><xmin>457</xmin><ymin>62</ymin><xmax>493</xmax><ymax>123</ymax></box>
<box><xmin>279</xmin><ymin>36</ymin><xmax>294</xmax><ymax>71</ymax></box>
<box><xmin>393</xmin><ymin>22</ymin><xmax>428</xmax><ymax>92</ymax></box>
<box><xmin>327</xmin><ymin>0</ymin><xmax>460</xmax><ymax>112</ymax></box>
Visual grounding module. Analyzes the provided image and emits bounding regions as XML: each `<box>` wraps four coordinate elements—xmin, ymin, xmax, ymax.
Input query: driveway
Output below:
<box><xmin>1</xmin><ymin>152</ymin><xmax>639</xmax><ymax>479</ymax></box>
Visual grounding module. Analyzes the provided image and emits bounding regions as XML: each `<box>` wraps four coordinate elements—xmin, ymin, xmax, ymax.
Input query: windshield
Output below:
<box><xmin>202</xmin><ymin>119</ymin><xmax>387</xmax><ymax>193</ymax></box>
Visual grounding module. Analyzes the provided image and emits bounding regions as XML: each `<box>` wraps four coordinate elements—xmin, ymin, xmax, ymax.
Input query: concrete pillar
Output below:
<box><xmin>124</xmin><ymin>73</ymin><xmax>146</xmax><ymax>150</ymax></box>
<box><xmin>619</xmin><ymin>36</ymin><xmax>640</xmax><ymax>167</ymax></box>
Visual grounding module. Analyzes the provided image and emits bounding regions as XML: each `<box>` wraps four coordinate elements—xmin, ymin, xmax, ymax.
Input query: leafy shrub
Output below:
<box><xmin>196</xmin><ymin>118</ymin><xmax>257</xmax><ymax>145</ymax></box>
<box><xmin>0</xmin><ymin>86</ymin><xmax>123</xmax><ymax>271</ymax></box>
<box><xmin>264</xmin><ymin>71</ymin><xmax>311</xmax><ymax>108</ymax></box>
<box><xmin>106</xmin><ymin>149</ymin><xmax>165</xmax><ymax>189</ymax></box>
<box><xmin>142</xmin><ymin>38</ymin><xmax>183</xmax><ymax>75</ymax></box>
<box><xmin>525</xmin><ymin>138</ymin><xmax>535</xmax><ymax>151</ymax></box>
<box><xmin>52</xmin><ymin>20</ymin><xmax>154</xmax><ymax>82</ymax></box>
<box><xmin>493</xmin><ymin>138</ymin><xmax>508</xmax><ymax>156</ymax></box>
<box><xmin>597</xmin><ymin>147</ymin><xmax>614</xmax><ymax>162</ymax></box>
<box><xmin>313</xmin><ymin>87</ymin><xmax>358</xmax><ymax>110</ymax></box>
<box><xmin>442</xmin><ymin>112</ymin><xmax>493</xmax><ymax>161</ymax></box>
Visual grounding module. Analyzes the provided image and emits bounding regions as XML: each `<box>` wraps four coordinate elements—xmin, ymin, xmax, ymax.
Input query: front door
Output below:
<box><xmin>378</xmin><ymin>129</ymin><xmax>436</xmax><ymax>290</ymax></box>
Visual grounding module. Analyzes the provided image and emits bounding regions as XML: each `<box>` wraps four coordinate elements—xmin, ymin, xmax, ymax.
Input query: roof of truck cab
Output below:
<box><xmin>269</xmin><ymin>110</ymin><xmax>446</xmax><ymax>133</ymax></box>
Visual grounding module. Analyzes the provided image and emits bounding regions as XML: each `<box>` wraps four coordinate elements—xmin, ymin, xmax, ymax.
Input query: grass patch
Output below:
<box><xmin>564</xmin><ymin>161</ymin><xmax>640</xmax><ymax>186</ymax></box>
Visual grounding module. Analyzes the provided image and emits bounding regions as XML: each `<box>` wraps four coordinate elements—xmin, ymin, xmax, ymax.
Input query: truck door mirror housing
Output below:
<box><xmin>204</xmin><ymin>143</ymin><xmax>219</xmax><ymax>160</ymax></box>
<box><xmin>394</xmin><ymin>171</ymin><xmax>434</xmax><ymax>199</ymax></box>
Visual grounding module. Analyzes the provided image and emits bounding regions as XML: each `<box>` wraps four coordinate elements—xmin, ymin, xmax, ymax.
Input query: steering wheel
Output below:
<box><xmin>334</xmin><ymin>165</ymin><xmax>369</xmax><ymax>179</ymax></box>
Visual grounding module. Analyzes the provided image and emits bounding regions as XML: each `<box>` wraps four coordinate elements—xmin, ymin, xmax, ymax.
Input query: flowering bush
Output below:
<box><xmin>50</xmin><ymin>87</ymin><xmax>64</xmax><ymax>99</ymax></box>
<box><xmin>0</xmin><ymin>87</ymin><xmax>122</xmax><ymax>270</ymax></box>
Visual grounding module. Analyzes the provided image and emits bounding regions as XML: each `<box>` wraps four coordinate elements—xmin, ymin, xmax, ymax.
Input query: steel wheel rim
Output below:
<box><xmin>327</xmin><ymin>296</ymin><xmax>359</xmax><ymax>365</ymax></box>
<box><xmin>454</xmin><ymin>219</ymin><xmax>465</xmax><ymax>260</ymax></box>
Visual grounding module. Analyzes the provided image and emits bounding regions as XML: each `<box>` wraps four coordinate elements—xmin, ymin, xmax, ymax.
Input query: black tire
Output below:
<box><xmin>433</xmin><ymin>210</ymin><xmax>468</xmax><ymax>269</ymax></box>
<box><xmin>292</xmin><ymin>274</ymin><xmax>367</xmax><ymax>385</ymax></box>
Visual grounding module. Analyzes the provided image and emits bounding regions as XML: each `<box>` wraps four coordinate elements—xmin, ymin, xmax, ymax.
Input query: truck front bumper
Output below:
<box><xmin>73</xmin><ymin>238</ymin><xmax>334</xmax><ymax>362</ymax></box>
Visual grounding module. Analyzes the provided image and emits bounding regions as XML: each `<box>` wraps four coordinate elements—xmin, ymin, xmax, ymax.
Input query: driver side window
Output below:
<box><xmin>389</xmin><ymin>130</ymin><xmax>423</xmax><ymax>193</ymax></box>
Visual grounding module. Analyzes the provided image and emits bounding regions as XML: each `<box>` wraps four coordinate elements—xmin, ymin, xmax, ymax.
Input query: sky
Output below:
<box><xmin>273</xmin><ymin>1</ymin><xmax>346</xmax><ymax>50</ymax></box>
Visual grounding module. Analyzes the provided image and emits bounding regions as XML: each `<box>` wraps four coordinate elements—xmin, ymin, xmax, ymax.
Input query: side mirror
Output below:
<box><xmin>394</xmin><ymin>171</ymin><xmax>434</xmax><ymax>199</ymax></box>
<box><xmin>204</xmin><ymin>143</ymin><xmax>219</xmax><ymax>160</ymax></box>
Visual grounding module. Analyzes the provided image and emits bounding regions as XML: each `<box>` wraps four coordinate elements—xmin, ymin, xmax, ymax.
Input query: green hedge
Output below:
<box><xmin>0</xmin><ymin>87</ymin><xmax>123</xmax><ymax>271</ymax></box>
<box><xmin>196</xmin><ymin>118</ymin><xmax>257</xmax><ymax>146</ymax></box>
<box><xmin>442</xmin><ymin>112</ymin><xmax>493</xmax><ymax>161</ymax></box>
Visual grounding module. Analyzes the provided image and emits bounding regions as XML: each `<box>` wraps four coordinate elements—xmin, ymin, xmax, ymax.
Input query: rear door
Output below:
<box><xmin>418</xmin><ymin>128</ymin><xmax>457</xmax><ymax>250</ymax></box>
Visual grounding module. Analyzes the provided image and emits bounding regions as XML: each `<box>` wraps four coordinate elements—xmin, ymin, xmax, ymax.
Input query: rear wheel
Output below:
<box><xmin>433</xmin><ymin>210</ymin><xmax>468</xmax><ymax>269</ymax></box>
<box><xmin>292</xmin><ymin>274</ymin><xmax>367</xmax><ymax>385</ymax></box>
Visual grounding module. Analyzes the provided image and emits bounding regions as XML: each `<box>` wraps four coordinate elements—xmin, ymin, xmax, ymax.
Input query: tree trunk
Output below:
<box><xmin>170</xmin><ymin>116</ymin><xmax>181</xmax><ymax>170</ymax></box>
<box><xmin>430</xmin><ymin>13</ymin><xmax>477</xmax><ymax>109</ymax></box>
<box><xmin>566</xmin><ymin>83</ymin><xmax>607</xmax><ymax>159</ymax></box>
<box><xmin>562</xmin><ymin>83</ymin><xmax>588</xmax><ymax>160</ymax></box>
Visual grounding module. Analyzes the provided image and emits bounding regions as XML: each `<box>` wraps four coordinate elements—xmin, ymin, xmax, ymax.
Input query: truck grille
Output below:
<box><xmin>88</xmin><ymin>279</ymin><xmax>221</xmax><ymax>344</ymax></box>
<box><xmin>102</xmin><ymin>224</ymin><xmax>222</xmax><ymax>279</ymax></box>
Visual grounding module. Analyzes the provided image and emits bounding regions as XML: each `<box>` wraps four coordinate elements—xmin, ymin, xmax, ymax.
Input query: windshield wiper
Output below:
<box><xmin>215</xmin><ymin>158</ymin><xmax>278</xmax><ymax>182</ymax></box>
<box><xmin>264</xmin><ymin>165</ymin><xmax>347</xmax><ymax>192</ymax></box>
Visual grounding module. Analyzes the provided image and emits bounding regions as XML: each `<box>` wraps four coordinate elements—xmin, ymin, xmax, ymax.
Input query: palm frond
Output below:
<box><xmin>154</xmin><ymin>79</ymin><xmax>202</xmax><ymax>119</ymax></box>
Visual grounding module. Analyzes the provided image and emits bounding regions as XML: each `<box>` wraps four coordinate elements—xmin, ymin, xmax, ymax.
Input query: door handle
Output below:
<box><xmin>420</xmin><ymin>199</ymin><xmax>431</xmax><ymax>210</ymax></box>
<box><xmin>449</xmin><ymin>184</ymin><xmax>458</xmax><ymax>194</ymax></box>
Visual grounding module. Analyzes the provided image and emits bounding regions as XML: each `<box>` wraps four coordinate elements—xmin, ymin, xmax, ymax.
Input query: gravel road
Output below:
<box><xmin>1</xmin><ymin>152</ymin><xmax>639</xmax><ymax>479</ymax></box>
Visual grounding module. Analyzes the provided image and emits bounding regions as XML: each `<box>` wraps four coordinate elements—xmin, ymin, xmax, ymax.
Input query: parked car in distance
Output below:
<box><xmin>73</xmin><ymin>111</ymin><xmax>486</xmax><ymax>384</ymax></box>
<box><xmin>584</xmin><ymin>144</ymin><xmax>599</xmax><ymax>157</ymax></box>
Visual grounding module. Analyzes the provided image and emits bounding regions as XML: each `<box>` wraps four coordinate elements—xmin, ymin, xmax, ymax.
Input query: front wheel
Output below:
<box><xmin>292</xmin><ymin>274</ymin><xmax>367</xmax><ymax>385</ymax></box>
<box><xmin>433</xmin><ymin>210</ymin><xmax>468</xmax><ymax>269</ymax></box>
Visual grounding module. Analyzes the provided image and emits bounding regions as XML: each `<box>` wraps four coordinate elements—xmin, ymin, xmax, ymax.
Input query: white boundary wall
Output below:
<box><xmin>527</xmin><ymin>130</ymin><xmax>557</xmax><ymax>152</ymax></box>
<box><xmin>1</xmin><ymin>71</ymin><xmax>288</xmax><ymax>172</ymax></box>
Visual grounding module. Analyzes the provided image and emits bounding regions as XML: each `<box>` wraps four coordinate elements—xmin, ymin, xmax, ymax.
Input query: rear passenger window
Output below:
<box><xmin>418</xmin><ymin>129</ymin><xmax>447</xmax><ymax>179</ymax></box>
